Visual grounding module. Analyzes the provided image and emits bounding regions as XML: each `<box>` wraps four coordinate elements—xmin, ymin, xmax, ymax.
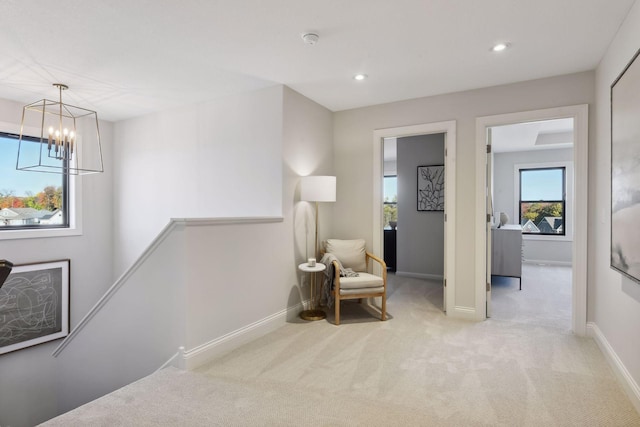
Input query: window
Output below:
<box><xmin>0</xmin><ymin>132</ymin><xmax>69</xmax><ymax>230</ymax></box>
<box><xmin>383</xmin><ymin>175</ymin><xmax>397</xmax><ymax>229</ymax></box>
<box><xmin>519</xmin><ymin>167</ymin><xmax>565</xmax><ymax>235</ymax></box>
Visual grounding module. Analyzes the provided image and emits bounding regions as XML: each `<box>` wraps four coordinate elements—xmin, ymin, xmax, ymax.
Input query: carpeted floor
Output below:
<box><xmin>43</xmin><ymin>269</ymin><xmax>640</xmax><ymax>426</ymax></box>
<box><xmin>491</xmin><ymin>263</ymin><xmax>572</xmax><ymax>331</ymax></box>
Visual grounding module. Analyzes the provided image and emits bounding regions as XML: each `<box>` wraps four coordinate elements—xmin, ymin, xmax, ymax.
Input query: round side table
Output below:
<box><xmin>298</xmin><ymin>262</ymin><xmax>327</xmax><ymax>321</ymax></box>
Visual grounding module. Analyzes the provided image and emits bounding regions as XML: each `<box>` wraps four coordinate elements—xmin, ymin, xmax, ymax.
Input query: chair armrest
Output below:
<box><xmin>366</xmin><ymin>252</ymin><xmax>387</xmax><ymax>287</ymax></box>
<box><xmin>366</xmin><ymin>252</ymin><xmax>387</xmax><ymax>271</ymax></box>
<box><xmin>332</xmin><ymin>260</ymin><xmax>341</xmax><ymax>291</ymax></box>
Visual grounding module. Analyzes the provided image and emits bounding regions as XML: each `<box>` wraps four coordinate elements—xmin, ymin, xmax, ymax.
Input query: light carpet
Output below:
<box><xmin>43</xmin><ymin>272</ymin><xmax>640</xmax><ymax>426</ymax></box>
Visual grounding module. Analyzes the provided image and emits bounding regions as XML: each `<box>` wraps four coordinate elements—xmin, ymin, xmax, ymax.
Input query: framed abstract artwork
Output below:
<box><xmin>417</xmin><ymin>165</ymin><xmax>445</xmax><ymax>211</ymax></box>
<box><xmin>0</xmin><ymin>259</ymin><xmax>70</xmax><ymax>355</ymax></box>
<box><xmin>611</xmin><ymin>48</ymin><xmax>640</xmax><ymax>283</ymax></box>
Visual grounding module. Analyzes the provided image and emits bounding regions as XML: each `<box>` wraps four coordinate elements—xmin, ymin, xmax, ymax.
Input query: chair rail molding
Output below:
<box><xmin>53</xmin><ymin>216</ymin><xmax>283</xmax><ymax>357</ymax></box>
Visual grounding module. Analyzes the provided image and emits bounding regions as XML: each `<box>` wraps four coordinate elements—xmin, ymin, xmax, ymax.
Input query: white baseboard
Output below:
<box><xmin>395</xmin><ymin>271</ymin><xmax>444</xmax><ymax>281</ymax></box>
<box><xmin>157</xmin><ymin>347</ymin><xmax>186</xmax><ymax>372</ymax></box>
<box><xmin>182</xmin><ymin>303</ymin><xmax>303</xmax><ymax>370</ymax></box>
<box><xmin>587</xmin><ymin>322</ymin><xmax>640</xmax><ymax>414</ymax></box>
<box><xmin>449</xmin><ymin>305</ymin><xmax>478</xmax><ymax>321</ymax></box>
<box><xmin>523</xmin><ymin>259</ymin><xmax>572</xmax><ymax>267</ymax></box>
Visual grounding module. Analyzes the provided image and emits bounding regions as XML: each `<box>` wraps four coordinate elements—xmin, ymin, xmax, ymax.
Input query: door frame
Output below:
<box><xmin>474</xmin><ymin>105</ymin><xmax>588</xmax><ymax>335</ymax></box>
<box><xmin>373</xmin><ymin>121</ymin><xmax>457</xmax><ymax>316</ymax></box>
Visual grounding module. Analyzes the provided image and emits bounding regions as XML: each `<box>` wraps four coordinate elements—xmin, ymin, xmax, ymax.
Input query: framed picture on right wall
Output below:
<box><xmin>611</xmin><ymin>47</ymin><xmax>640</xmax><ymax>283</ymax></box>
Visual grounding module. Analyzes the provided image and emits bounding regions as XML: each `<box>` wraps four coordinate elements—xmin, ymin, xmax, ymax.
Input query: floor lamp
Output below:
<box><xmin>301</xmin><ymin>176</ymin><xmax>337</xmax><ymax>258</ymax></box>
<box><xmin>300</xmin><ymin>176</ymin><xmax>336</xmax><ymax>321</ymax></box>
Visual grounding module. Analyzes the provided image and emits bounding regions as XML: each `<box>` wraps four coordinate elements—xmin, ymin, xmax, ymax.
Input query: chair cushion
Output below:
<box><xmin>338</xmin><ymin>272</ymin><xmax>383</xmax><ymax>290</ymax></box>
<box><xmin>326</xmin><ymin>239</ymin><xmax>366</xmax><ymax>272</ymax></box>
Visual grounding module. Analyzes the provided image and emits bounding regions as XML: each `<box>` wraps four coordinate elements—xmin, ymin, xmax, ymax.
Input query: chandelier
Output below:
<box><xmin>17</xmin><ymin>83</ymin><xmax>104</xmax><ymax>175</ymax></box>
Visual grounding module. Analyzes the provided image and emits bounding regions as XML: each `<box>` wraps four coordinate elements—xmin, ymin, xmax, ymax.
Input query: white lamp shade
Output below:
<box><xmin>301</xmin><ymin>176</ymin><xmax>336</xmax><ymax>202</ymax></box>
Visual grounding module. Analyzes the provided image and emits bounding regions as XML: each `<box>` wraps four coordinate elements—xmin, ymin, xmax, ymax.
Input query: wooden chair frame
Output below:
<box><xmin>332</xmin><ymin>252</ymin><xmax>387</xmax><ymax>325</ymax></box>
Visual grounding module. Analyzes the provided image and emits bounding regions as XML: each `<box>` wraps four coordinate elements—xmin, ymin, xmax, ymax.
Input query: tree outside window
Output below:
<box><xmin>384</xmin><ymin>176</ymin><xmax>397</xmax><ymax>229</ymax></box>
<box><xmin>0</xmin><ymin>133</ymin><xmax>68</xmax><ymax>229</ymax></box>
<box><xmin>519</xmin><ymin>167</ymin><xmax>565</xmax><ymax>235</ymax></box>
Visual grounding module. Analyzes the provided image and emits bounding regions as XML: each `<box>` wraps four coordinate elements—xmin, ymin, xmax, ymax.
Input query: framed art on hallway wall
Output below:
<box><xmin>0</xmin><ymin>259</ymin><xmax>70</xmax><ymax>355</ymax></box>
<box><xmin>417</xmin><ymin>165</ymin><xmax>445</xmax><ymax>211</ymax></box>
<box><xmin>611</xmin><ymin>47</ymin><xmax>640</xmax><ymax>284</ymax></box>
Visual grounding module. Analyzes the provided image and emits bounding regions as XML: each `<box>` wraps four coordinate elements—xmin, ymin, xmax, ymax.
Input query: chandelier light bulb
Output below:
<box><xmin>491</xmin><ymin>42</ymin><xmax>510</xmax><ymax>52</ymax></box>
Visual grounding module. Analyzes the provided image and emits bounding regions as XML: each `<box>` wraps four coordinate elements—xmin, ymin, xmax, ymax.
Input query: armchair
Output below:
<box><xmin>324</xmin><ymin>239</ymin><xmax>387</xmax><ymax>325</ymax></box>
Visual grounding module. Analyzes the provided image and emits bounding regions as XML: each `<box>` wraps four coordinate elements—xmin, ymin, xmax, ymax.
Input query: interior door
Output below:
<box><xmin>486</xmin><ymin>128</ymin><xmax>493</xmax><ymax>317</ymax></box>
<box><xmin>443</xmin><ymin>138</ymin><xmax>447</xmax><ymax>312</ymax></box>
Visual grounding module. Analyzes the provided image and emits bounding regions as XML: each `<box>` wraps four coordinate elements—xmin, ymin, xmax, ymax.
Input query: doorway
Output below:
<box><xmin>372</xmin><ymin>121</ymin><xmax>456</xmax><ymax>316</ymax></box>
<box><xmin>383</xmin><ymin>134</ymin><xmax>446</xmax><ymax>280</ymax></box>
<box><xmin>487</xmin><ymin>118</ymin><xmax>575</xmax><ymax>328</ymax></box>
<box><xmin>475</xmin><ymin>105</ymin><xmax>588</xmax><ymax>335</ymax></box>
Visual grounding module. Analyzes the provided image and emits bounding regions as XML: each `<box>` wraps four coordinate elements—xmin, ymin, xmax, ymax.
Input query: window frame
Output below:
<box><xmin>518</xmin><ymin>166</ymin><xmax>566</xmax><ymax>236</ymax></box>
<box><xmin>383</xmin><ymin>175</ymin><xmax>398</xmax><ymax>229</ymax></box>
<box><xmin>513</xmin><ymin>160</ymin><xmax>573</xmax><ymax>242</ymax></box>
<box><xmin>0</xmin><ymin>123</ymin><xmax>82</xmax><ymax>240</ymax></box>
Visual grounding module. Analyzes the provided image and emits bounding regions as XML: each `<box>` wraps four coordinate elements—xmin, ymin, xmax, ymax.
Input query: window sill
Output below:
<box><xmin>523</xmin><ymin>233</ymin><xmax>572</xmax><ymax>242</ymax></box>
<box><xmin>0</xmin><ymin>227</ymin><xmax>82</xmax><ymax>241</ymax></box>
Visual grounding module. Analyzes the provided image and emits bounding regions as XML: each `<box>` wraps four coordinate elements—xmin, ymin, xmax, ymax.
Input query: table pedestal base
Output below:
<box><xmin>300</xmin><ymin>309</ymin><xmax>326</xmax><ymax>321</ymax></box>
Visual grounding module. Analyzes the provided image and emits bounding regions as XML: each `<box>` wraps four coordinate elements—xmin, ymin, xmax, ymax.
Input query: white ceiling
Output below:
<box><xmin>0</xmin><ymin>0</ymin><xmax>635</xmax><ymax>122</ymax></box>
<box><xmin>491</xmin><ymin>118</ymin><xmax>574</xmax><ymax>153</ymax></box>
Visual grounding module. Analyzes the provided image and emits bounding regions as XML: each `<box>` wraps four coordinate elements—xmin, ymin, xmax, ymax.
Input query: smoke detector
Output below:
<box><xmin>302</xmin><ymin>33</ymin><xmax>319</xmax><ymax>45</ymax></box>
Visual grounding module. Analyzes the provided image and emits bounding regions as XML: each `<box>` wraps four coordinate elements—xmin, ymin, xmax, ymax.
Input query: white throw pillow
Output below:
<box><xmin>326</xmin><ymin>239</ymin><xmax>367</xmax><ymax>272</ymax></box>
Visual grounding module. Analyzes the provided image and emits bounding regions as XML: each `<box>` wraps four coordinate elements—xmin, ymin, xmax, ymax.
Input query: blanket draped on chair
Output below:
<box><xmin>320</xmin><ymin>253</ymin><xmax>359</xmax><ymax>307</ymax></box>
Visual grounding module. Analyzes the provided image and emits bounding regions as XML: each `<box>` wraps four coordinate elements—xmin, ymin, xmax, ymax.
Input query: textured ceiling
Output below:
<box><xmin>0</xmin><ymin>0</ymin><xmax>634</xmax><ymax>122</ymax></box>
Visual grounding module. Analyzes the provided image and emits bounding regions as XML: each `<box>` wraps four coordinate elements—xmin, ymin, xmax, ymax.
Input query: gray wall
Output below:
<box><xmin>397</xmin><ymin>134</ymin><xmax>445</xmax><ymax>278</ymax></box>
<box><xmin>493</xmin><ymin>148</ymin><xmax>573</xmax><ymax>264</ymax></box>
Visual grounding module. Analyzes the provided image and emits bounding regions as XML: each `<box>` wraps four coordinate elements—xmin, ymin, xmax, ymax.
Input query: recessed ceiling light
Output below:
<box><xmin>491</xmin><ymin>42</ymin><xmax>510</xmax><ymax>52</ymax></box>
<box><xmin>353</xmin><ymin>74</ymin><xmax>368</xmax><ymax>81</ymax></box>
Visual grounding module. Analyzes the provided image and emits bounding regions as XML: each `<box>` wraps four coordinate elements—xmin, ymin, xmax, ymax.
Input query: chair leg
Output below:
<box><xmin>335</xmin><ymin>298</ymin><xmax>340</xmax><ymax>325</ymax></box>
<box><xmin>381</xmin><ymin>295</ymin><xmax>386</xmax><ymax>321</ymax></box>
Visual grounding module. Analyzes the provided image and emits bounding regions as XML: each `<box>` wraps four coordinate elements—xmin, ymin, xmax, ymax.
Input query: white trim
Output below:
<box><xmin>53</xmin><ymin>216</ymin><xmax>284</xmax><ymax>357</ymax></box>
<box><xmin>475</xmin><ymin>105</ymin><xmax>589</xmax><ymax>333</ymax></box>
<box><xmin>395</xmin><ymin>271</ymin><xmax>444</xmax><ymax>281</ymax></box>
<box><xmin>587</xmin><ymin>322</ymin><xmax>640</xmax><ymax>414</ymax></box>
<box><xmin>372</xmin><ymin>121</ymin><xmax>457</xmax><ymax>317</ymax></box>
<box><xmin>523</xmin><ymin>259</ymin><xmax>572</xmax><ymax>267</ymax></box>
<box><xmin>0</xmin><ymin>121</ymin><xmax>83</xmax><ymax>241</ymax></box>
<box><xmin>451</xmin><ymin>306</ymin><xmax>478</xmax><ymax>320</ymax></box>
<box><xmin>156</xmin><ymin>347</ymin><xmax>186</xmax><ymax>371</ymax></box>
<box><xmin>182</xmin><ymin>303</ymin><xmax>303</xmax><ymax>370</ymax></box>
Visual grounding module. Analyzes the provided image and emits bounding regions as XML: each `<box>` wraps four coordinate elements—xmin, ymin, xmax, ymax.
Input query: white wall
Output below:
<box><xmin>55</xmin><ymin>222</ymin><xmax>187</xmax><ymax>415</ymax></box>
<box><xmin>185</xmin><ymin>86</ymin><xmax>336</xmax><ymax>350</ymax></box>
<box><xmin>493</xmin><ymin>148</ymin><xmax>573</xmax><ymax>264</ymax></box>
<box><xmin>0</xmin><ymin>98</ymin><xmax>114</xmax><ymax>426</ymax></box>
<box><xmin>334</xmin><ymin>71</ymin><xmax>594</xmax><ymax>313</ymax></box>
<box><xmin>592</xmin><ymin>0</ymin><xmax>640</xmax><ymax>407</ymax></box>
<box><xmin>112</xmin><ymin>86</ymin><xmax>284</xmax><ymax>275</ymax></box>
<box><xmin>396</xmin><ymin>134</ymin><xmax>445</xmax><ymax>278</ymax></box>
